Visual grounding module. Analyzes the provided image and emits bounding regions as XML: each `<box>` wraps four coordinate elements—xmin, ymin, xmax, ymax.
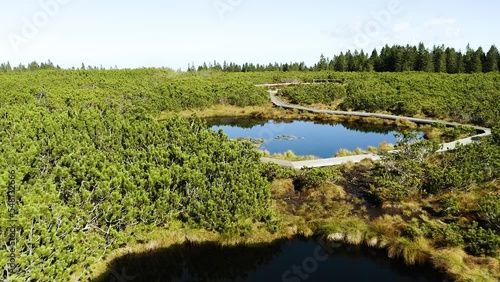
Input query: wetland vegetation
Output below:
<box><xmin>1</xmin><ymin>51</ymin><xmax>500</xmax><ymax>281</ymax></box>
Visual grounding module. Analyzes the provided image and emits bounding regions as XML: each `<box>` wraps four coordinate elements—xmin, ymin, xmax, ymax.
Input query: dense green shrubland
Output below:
<box><xmin>0</xmin><ymin>69</ymin><xmax>275</xmax><ymax>281</ymax></box>
<box><xmin>0</xmin><ymin>106</ymin><xmax>275</xmax><ymax>280</ymax></box>
<box><xmin>0</xmin><ymin>69</ymin><xmax>270</xmax><ymax>114</ymax></box>
<box><xmin>276</xmin><ymin>72</ymin><xmax>500</xmax><ymax>127</ymax></box>
<box><xmin>279</xmin><ymin>83</ymin><xmax>346</xmax><ymax>105</ymax></box>
<box><xmin>1</xmin><ymin>68</ymin><xmax>500</xmax><ymax>281</ymax></box>
<box><xmin>343</xmin><ymin>73</ymin><xmax>500</xmax><ymax>126</ymax></box>
<box><xmin>365</xmin><ymin>130</ymin><xmax>500</xmax><ymax>258</ymax></box>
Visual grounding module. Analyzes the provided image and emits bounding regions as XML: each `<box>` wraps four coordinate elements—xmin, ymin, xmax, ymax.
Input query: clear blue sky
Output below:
<box><xmin>1</xmin><ymin>0</ymin><xmax>499</xmax><ymax>70</ymax></box>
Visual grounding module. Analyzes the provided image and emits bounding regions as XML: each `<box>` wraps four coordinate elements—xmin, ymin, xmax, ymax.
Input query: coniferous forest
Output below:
<box><xmin>1</xmin><ymin>44</ymin><xmax>500</xmax><ymax>281</ymax></box>
<box><xmin>187</xmin><ymin>43</ymin><xmax>499</xmax><ymax>74</ymax></box>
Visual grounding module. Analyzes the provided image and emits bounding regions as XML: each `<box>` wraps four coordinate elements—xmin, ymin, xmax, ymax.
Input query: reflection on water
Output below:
<box><xmin>93</xmin><ymin>238</ymin><xmax>445</xmax><ymax>282</ymax></box>
<box><xmin>207</xmin><ymin>118</ymin><xmax>407</xmax><ymax>158</ymax></box>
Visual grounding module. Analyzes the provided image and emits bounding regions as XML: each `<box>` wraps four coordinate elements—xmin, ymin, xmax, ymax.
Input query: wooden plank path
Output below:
<box><xmin>255</xmin><ymin>83</ymin><xmax>491</xmax><ymax>169</ymax></box>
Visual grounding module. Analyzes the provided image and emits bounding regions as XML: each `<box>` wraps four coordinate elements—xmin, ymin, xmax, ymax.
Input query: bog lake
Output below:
<box><xmin>208</xmin><ymin>118</ymin><xmax>407</xmax><ymax>158</ymax></box>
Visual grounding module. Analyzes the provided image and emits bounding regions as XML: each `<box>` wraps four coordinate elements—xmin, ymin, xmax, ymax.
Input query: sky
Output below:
<box><xmin>1</xmin><ymin>0</ymin><xmax>499</xmax><ymax>70</ymax></box>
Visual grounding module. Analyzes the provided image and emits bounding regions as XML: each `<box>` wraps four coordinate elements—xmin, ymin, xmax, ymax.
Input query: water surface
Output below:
<box><xmin>208</xmin><ymin>118</ymin><xmax>404</xmax><ymax>158</ymax></box>
<box><xmin>93</xmin><ymin>238</ymin><xmax>445</xmax><ymax>282</ymax></box>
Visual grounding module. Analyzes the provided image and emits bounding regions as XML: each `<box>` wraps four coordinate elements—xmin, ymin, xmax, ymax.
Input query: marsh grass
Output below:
<box><xmin>431</xmin><ymin>248</ymin><xmax>468</xmax><ymax>278</ymax></box>
<box><xmin>334</xmin><ymin>148</ymin><xmax>355</xmax><ymax>157</ymax></box>
<box><xmin>261</xmin><ymin>150</ymin><xmax>319</xmax><ymax>161</ymax></box>
<box><xmin>423</xmin><ymin>127</ymin><xmax>443</xmax><ymax>140</ymax></box>
<box><xmin>395</xmin><ymin>118</ymin><xmax>418</xmax><ymax>128</ymax></box>
<box><xmin>318</xmin><ymin>218</ymin><xmax>371</xmax><ymax>246</ymax></box>
<box><xmin>430</xmin><ymin>248</ymin><xmax>500</xmax><ymax>282</ymax></box>
<box><xmin>387</xmin><ymin>236</ymin><xmax>430</xmax><ymax>265</ymax></box>
<box><xmin>319</xmin><ymin>183</ymin><xmax>347</xmax><ymax>199</ymax></box>
<box><xmin>334</xmin><ymin>148</ymin><xmax>370</xmax><ymax>157</ymax></box>
<box><xmin>378</xmin><ymin>141</ymin><xmax>395</xmax><ymax>152</ymax></box>
<box><xmin>334</xmin><ymin>143</ymin><xmax>399</xmax><ymax>157</ymax></box>
<box><xmin>343</xmin><ymin>219</ymin><xmax>369</xmax><ymax>245</ymax></box>
<box><xmin>158</xmin><ymin>103</ymin><xmax>276</xmax><ymax>120</ymax></box>
<box><xmin>370</xmin><ymin>215</ymin><xmax>404</xmax><ymax>238</ymax></box>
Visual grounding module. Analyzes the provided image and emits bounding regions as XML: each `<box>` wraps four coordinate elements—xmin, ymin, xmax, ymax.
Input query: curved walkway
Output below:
<box><xmin>256</xmin><ymin>83</ymin><xmax>491</xmax><ymax>169</ymax></box>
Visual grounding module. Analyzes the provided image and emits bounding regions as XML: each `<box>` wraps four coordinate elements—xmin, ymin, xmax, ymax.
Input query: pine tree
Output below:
<box><xmin>316</xmin><ymin>53</ymin><xmax>328</xmax><ymax>71</ymax></box>
<box><xmin>484</xmin><ymin>45</ymin><xmax>499</xmax><ymax>72</ymax></box>
<box><xmin>346</xmin><ymin>51</ymin><xmax>356</xmax><ymax>71</ymax></box>
<box><xmin>401</xmin><ymin>45</ymin><xmax>417</xmax><ymax>72</ymax></box>
<box><xmin>328</xmin><ymin>58</ymin><xmax>335</xmax><ymax>70</ymax></box>
<box><xmin>370</xmin><ymin>49</ymin><xmax>383</xmax><ymax>72</ymax></box>
<box><xmin>415</xmin><ymin>43</ymin><xmax>433</xmax><ymax>72</ymax></box>
<box><xmin>379</xmin><ymin>45</ymin><xmax>392</xmax><ymax>71</ymax></box>
<box><xmin>0</xmin><ymin>62</ymin><xmax>12</xmax><ymax>72</ymax></box>
<box><xmin>445</xmin><ymin>47</ymin><xmax>458</xmax><ymax>73</ymax></box>
<box><xmin>456</xmin><ymin>51</ymin><xmax>465</xmax><ymax>73</ymax></box>
<box><xmin>393</xmin><ymin>46</ymin><xmax>405</xmax><ymax>72</ymax></box>
<box><xmin>464</xmin><ymin>44</ymin><xmax>482</xmax><ymax>73</ymax></box>
<box><xmin>333</xmin><ymin>52</ymin><xmax>347</xmax><ymax>72</ymax></box>
<box><xmin>432</xmin><ymin>45</ymin><xmax>447</xmax><ymax>73</ymax></box>
<box><xmin>359</xmin><ymin>50</ymin><xmax>373</xmax><ymax>72</ymax></box>
<box><xmin>29</xmin><ymin>61</ymin><xmax>40</xmax><ymax>71</ymax></box>
<box><xmin>472</xmin><ymin>47</ymin><xmax>484</xmax><ymax>73</ymax></box>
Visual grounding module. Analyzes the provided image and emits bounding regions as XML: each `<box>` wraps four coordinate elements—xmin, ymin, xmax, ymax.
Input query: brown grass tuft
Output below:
<box><xmin>387</xmin><ymin>236</ymin><xmax>430</xmax><ymax>265</ymax></box>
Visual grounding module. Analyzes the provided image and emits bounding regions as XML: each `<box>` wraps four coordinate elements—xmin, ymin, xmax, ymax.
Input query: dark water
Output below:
<box><xmin>93</xmin><ymin>238</ymin><xmax>445</xmax><ymax>282</ymax></box>
<box><xmin>208</xmin><ymin>118</ymin><xmax>404</xmax><ymax>158</ymax></box>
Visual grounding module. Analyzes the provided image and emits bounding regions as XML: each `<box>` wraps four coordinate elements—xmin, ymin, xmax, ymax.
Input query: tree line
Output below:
<box><xmin>188</xmin><ymin>43</ymin><xmax>499</xmax><ymax>74</ymax></box>
<box><xmin>3</xmin><ymin>43</ymin><xmax>497</xmax><ymax>74</ymax></box>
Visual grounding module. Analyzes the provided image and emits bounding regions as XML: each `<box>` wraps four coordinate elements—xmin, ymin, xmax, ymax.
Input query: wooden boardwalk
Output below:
<box><xmin>256</xmin><ymin>84</ymin><xmax>491</xmax><ymax>169</ymax></box>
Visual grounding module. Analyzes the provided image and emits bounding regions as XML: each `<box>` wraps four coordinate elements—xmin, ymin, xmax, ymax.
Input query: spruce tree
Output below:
<box><xmin>333</xmin><ymin>52</ymin><xmax>347</xmax><ymax>72</ymax></box>
<box><xmin>432</xmin><ymin>45</ymin><xmax>447</xmax><ymax>73</ymax></box>
<box><xmin>485</xmin><ymin>45</ymin><xmax>499</xmax><ymax>72</ymax></box>
<box><xmin>415</xmin><ymin>43</ymin><xmax>433</xmax><ymax>72</ymax></box>
<box><xmin>445</xmin><ymin>47</ymin><xmax>458</xmax><ymax>73</ymax></box>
